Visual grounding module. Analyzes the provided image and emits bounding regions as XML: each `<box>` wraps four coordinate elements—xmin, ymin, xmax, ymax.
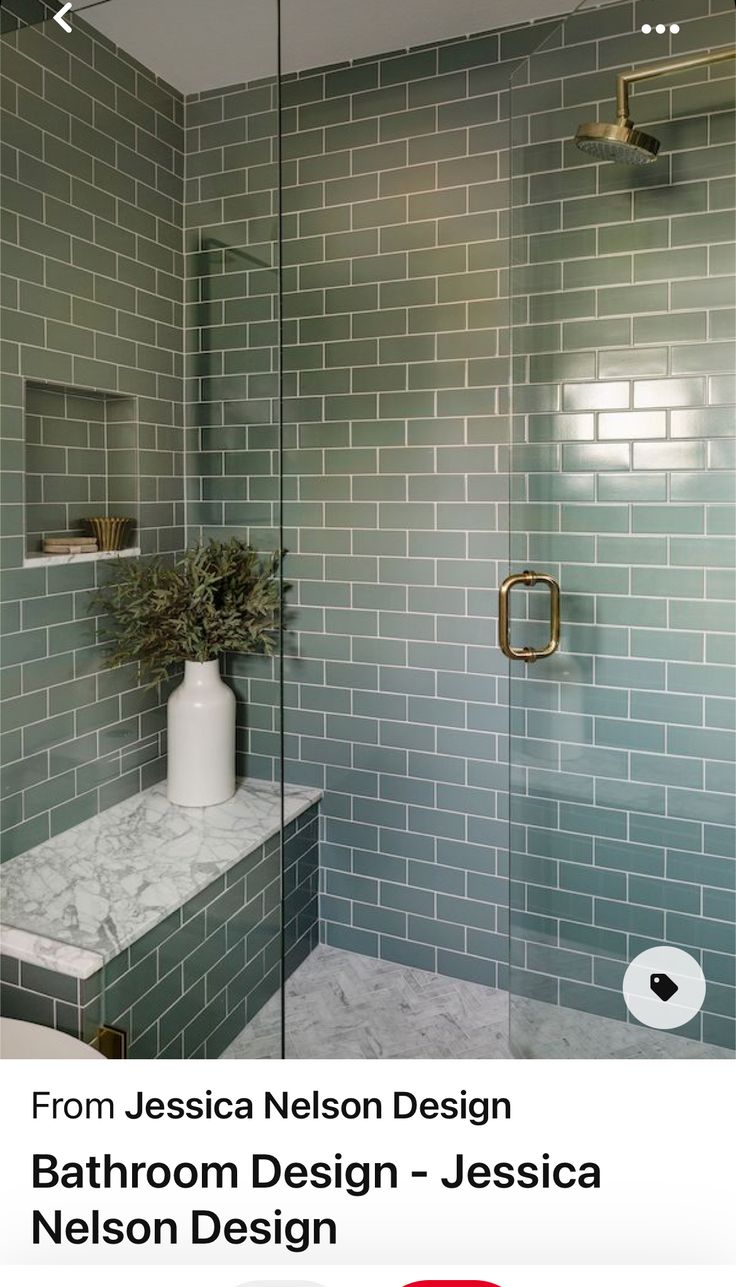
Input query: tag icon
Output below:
<box><xmin>623</xmin><ymin>946</ymin><xmax>706</xmax><ymax>1029</ymax></box>
<box><xmin>650</xmin><ymin>972</ymin><xmax>678</xmax><ymax>1002</ymax></box>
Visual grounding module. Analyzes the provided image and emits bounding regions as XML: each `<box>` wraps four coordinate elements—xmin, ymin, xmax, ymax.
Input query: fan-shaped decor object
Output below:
<box><xmin>86</xmin><ymin>516</ymin><xmax>133</xmax><ymax>551</ymax></box>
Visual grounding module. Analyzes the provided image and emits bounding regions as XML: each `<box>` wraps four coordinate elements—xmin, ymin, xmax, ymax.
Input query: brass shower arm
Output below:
<box><xmin>615</xmin><ymin>44</ymin><xmax>736</xmax><ymax>124</ymax></box>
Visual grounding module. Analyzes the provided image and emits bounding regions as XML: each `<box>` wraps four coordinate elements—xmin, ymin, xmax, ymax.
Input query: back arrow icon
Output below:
<box><xmin>54</xmin><ymin>4</ymin><xmax>73</xmax><ymax>33</ymax></box>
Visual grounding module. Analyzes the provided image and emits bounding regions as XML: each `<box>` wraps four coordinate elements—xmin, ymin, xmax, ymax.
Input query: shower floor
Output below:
<box><xmin>221</xmin><ymin>944</ymin><xmax>730</xmax><ymax>1060</ymax></box>
<box><xmin>222</xmin><ymin>944</ymin><xmax>510</xmax><ymax>1058</ymax></box>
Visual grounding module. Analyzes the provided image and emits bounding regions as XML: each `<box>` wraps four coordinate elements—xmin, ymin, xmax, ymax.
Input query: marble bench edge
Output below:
<box><xmin>0</xmin><ymin>924</ymin><xmax>104</xmax><ymax>980</ymax></box>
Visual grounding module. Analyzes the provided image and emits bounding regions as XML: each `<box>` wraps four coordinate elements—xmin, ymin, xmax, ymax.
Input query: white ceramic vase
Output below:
<box><xmin>167</xmin><ymin>659</ymin><xmax>236</xmax><ymax>807</ymax></box>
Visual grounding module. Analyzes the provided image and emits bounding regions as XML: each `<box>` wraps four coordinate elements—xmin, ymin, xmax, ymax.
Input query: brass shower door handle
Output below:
<box><xmin>498</xmin><ymin>570</ymin><xmax>560</xmax><ymax>663</ymax></box>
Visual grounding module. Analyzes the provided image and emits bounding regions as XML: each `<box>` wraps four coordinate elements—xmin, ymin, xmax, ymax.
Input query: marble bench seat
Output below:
<box><xmin>0</xmin><ymin>779</ymin><xmax>321</xmax><ymax>1058</ymax></box>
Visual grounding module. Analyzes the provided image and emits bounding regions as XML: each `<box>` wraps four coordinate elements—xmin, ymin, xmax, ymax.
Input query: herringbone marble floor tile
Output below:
<box><xmin>222</xmin><ymin>944</ymin><xmax>510</xmax><ymax>1059</ymax></box>
<box><xmin>221</xmin><ymin>944</ymin><xmax>732</xmax><ymax>1060</ymax></box>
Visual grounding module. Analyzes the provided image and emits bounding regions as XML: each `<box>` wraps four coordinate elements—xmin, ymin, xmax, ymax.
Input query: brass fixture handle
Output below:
<box><xmin>499</xmin><ymin>570</ymin><xmax>560</xmax><ymax>663</ymax></box>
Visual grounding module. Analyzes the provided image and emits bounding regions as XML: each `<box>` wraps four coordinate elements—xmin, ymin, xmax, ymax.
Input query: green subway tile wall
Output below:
<box><xmin>0</xmin><ymin>10</ymin><xmax>185</xmax><ymax>859</ymax></box>
<box><xmin>185</xmin><ymin>31</ymin><xmax>513</xmax><ymax>994</ymax></box>
<box><xmin>184</xmin><ymin>73</ymin><xmax>281</xmax><ymax>785</ymax></box>
<box><xmin>186</xmin><ymin>2</ymin><xmax>734</xmax><ymax>1047</ymax></box>
<box><xmin>0</xmin><ymin>2</ymin><xmax>53</xmax><ymax>36</ymax></box>
<box><xmin>24</xmin><ymin>382</ymin><xmax>139</xmax><ymax>556</ymax></box>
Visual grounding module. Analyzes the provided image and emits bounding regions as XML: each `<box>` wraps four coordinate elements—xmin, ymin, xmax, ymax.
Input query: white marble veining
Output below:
<box><xmin>23</xmin><ymin>547</ymin><xmax>141</xmax><ymax>569</ymax></box>
<box><xmin>224</xmin><ymin>945</ymin><xmax>512</xmax><ymax>1060</ymax></box>
<box><xmin>223</xmin><ymin>945</ymin><xmax>732</xmax><ymax>1061</ymax></box>
<box><xmin>509</xmin><ymin>995</ymin><xmax>732</xmax><ymax>1060</ymax></box>
<box><xmin>0</xmin><ymin>926</ymin><xmax>103</xmax><ymax>982</ymax></box>
<box><xmin>1</xmin><ymin>778</ymin><xmax>321</xmax><ymax>976</ymax></box>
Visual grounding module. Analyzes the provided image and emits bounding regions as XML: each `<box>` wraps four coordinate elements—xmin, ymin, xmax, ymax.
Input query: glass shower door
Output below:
<box><xmin>508</xmin><ymin>0</ymin><xmax>735</xmax><ymax>1058</ymax></box>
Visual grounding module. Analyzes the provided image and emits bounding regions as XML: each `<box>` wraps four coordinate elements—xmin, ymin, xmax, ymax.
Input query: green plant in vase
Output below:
<box><xmin>94</xmin><ymin>540</ymin><xmax>284</xmax><ymax>807</ymax></box>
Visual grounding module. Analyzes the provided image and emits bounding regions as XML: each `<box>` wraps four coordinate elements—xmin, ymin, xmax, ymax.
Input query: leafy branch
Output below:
<box><xmin>93</xmin><ymin>540</ymin><xmax>285</xmax><ymax>687</ymax></box>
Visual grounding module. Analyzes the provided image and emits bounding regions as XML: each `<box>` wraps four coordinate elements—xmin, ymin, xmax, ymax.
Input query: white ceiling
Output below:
<box><xmin>78</xmin><ymin>0</ymin><xmax>569</xmax><ymax>95</ymax></box>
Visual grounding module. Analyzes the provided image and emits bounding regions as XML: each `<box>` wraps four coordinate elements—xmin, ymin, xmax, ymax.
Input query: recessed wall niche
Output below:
<box><xmin>24</xmin><ymin>381</ymin><xmax>140</xmax><ymax>563</ymax></box>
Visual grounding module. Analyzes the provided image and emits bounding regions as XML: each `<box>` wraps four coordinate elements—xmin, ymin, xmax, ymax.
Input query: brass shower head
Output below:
<box><xmin>575</xmin><ymin>44</ymin><xmax>736</xmax><ymax>165</ymax></box>
<box><xmin>574</xmin><ymin>119</ymin><xmax>660</xmax><ymax>164</ymax></box>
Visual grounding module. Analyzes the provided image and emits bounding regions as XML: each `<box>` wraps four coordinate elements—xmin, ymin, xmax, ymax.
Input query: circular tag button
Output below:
<box><xmin>623</xmin><ymin>946</ymin><xmax>706</xmax><ymax>1030</ymax></box>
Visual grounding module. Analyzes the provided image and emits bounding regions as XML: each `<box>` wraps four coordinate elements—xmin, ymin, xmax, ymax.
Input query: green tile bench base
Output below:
<box><xmin>0</xmin><ymin>804</ymin><xmax>319</xmax><ymax>1059</ymax></box>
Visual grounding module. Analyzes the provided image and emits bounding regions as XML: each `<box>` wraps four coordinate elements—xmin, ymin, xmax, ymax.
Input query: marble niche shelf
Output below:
<box><xmin>23</xmin><ymin>547</ymin><xmax>141</xmax><ymax>569</ymax></box>
<box><xmin>23</xmin><ymin>380</ymin><xmax>141</xmax><ymax>566</ymax></box>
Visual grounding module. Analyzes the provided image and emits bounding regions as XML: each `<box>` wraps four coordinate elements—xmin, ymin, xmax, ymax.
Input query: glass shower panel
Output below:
<box><xmin>279</xmin><ymin>0</ymin><xmax>509</xmax><ymax>1057</ymax></box>
<box><xmin>508</xmin><ymin>0</ymin><xmax>735</xmax><ymax>1058</ymax></box>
